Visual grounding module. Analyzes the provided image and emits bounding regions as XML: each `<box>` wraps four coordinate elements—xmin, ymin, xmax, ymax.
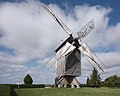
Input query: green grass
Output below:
<box><xmin>15</xmin><ymin>87</ymin><xmax>120</xmax><ymax>96</ymax></box>
<box><xmin>0</xmin><ymin>84</ymin><xmax>11</xmax><ymax>96</ymax></box>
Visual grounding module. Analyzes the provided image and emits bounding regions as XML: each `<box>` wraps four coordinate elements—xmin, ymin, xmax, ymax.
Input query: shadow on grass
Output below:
<box><xmin>11</xmin><ymin>86</ymin><xmax>18</xmax><ymax>96</ymax></box>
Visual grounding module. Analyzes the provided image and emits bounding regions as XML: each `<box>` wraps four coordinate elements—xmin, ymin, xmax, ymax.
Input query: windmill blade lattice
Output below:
<box><xmin>42</xmin><ymin>4</ymin><xmax>72</xmax><ymax>36</ymax></box>
<box><xmin>77</xmin><ymin>20</ymin><xmax>95</xmax><ymax>40</ymax></box>
<box><xmin>79</xmin><ymin>42</ymin><xmax>105</xmax><ymax>72</ymax></box>
<box><xmin>43</xmin><ymin>56</ymin><xmax>57</xmax><ymax>72</ymax></box>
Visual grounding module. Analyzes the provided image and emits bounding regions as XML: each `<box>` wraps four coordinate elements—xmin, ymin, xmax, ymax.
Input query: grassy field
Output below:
<box><xmin>0</xmin><ymin>84</ymin><xmax>11</xmax><ymax>96</ymax></box>
<box><xmin>15</xmin><ymin>87</ymin><xmax>120</xmax><ymax>96</ymax></box>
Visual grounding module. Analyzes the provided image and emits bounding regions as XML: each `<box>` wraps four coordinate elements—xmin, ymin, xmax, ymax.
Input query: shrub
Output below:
<box><xmin>24</xmin><ymin>74</ymin><xmax>33</xmax><ymax>85</ymax></box>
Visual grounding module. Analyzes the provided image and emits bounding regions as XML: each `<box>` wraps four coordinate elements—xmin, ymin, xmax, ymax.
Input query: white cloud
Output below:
<box><xmin>104</xmin><ymin>23</ymin><xmax>120</xmax><ymax>47</ymax></box>
<box><xmin>0</xmin><ymin>0</ymin><xmax>120</xmax><ymax>84</ymax></box>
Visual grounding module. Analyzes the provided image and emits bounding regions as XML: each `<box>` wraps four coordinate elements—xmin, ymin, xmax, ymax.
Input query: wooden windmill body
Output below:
<box><xmin>55</xmin><ymin>37</ymin><xmax>81</xmax><ymax>87</ymax></box>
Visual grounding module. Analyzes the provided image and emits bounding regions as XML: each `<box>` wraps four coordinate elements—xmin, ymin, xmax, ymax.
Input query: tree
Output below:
<box><xmin>88</xmin><ymin>68</ymin><xmax>101</xmax><ymax>86</ymax></box>
<box><xmin>104</xmin><ymin>75</ymin><xmax>120</xmax><ymax>87</ymax></box>
<box><xmin>86</xmin><ymin>77</ymin><xmax>90</xmax><ymax>85</ymax></box>
<box><xmin>55</xmin><ymin>77</ymin><xmax>58</xmax><ymax>83</ymax></box>
<box><xmin>24</xmin><ymin>74</ymin><xmax>33</xmax><ymax>85</ymax></box>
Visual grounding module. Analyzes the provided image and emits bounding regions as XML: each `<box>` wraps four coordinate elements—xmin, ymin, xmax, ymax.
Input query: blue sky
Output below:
<box><xmin>0</xmin><ymin>0</ymin><xmax>120</xmax><ymax>84</ymax></box>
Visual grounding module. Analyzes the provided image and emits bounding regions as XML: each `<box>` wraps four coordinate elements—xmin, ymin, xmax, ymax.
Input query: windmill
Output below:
<box><xmin>42</xmin><ymin>4</ymin><xmax>105</xmax><ymax>88</ymax></box>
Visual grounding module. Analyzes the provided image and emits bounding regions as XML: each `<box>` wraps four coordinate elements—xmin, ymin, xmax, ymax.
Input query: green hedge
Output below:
<box><xmin>80</xmin><ymin>84</ymin><xmax>100</xmax><ymax>88</ymax></box>
<box><xmin>11</xmin><ymin>84</ymin><xmax>45</xmax><ymax>88</ymax></box>
<box><xmin>45</xmin><ymin>84</ymin><xmax>54</xmax><ymax>88</ymax></box>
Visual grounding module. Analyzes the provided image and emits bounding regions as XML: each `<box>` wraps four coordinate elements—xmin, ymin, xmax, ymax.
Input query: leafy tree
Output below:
<box><xmin>24</xmin><ymin>74</ymin><xmax>33</xmax><ymax>85</ymax></box>
<box><xmin>86</xmin><ymin>77</ymin><xmax>90</xmax><ymax>85</ymax></box>
<box><xmin>104</xmin><ymin>75</ymin><xmax>120</xmax><ymax>87</ymax></box>
<box><xmin>54</xmin><ymin>77</ymin><xmax>59</xmax><ymax>87</ymax></box>
<box><xmin>55</xmin><ymin>77</ymin><xmax>58</xmax><ymax>84</ymax></box>
<box><xmin>87</xmin><ymin>68</ymin><xmax>101</xmax><ymax>87</ymax></box>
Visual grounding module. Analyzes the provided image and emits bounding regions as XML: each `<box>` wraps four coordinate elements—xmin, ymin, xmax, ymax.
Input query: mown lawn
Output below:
<box><xmin>15</xmin><ymin>87</ymin><xmax>120</xmax><ymax>96</ymax></box>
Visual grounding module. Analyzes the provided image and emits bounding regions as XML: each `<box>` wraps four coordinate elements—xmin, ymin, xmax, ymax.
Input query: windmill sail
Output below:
<box><xmin>42</xmin><ymin>4</ymin><xmax>72</xmax><ymax>36</ymax></box>
<box><xmin>79</xmin><ymin>43</ymin><xmax>93</xmax><ymax>60</ymax></box>
<box><xmin>77</xmin><ymin>20</ymin><xmax>94</xmax><ymax>40</ymax></box>
<box><xmin>43</xmin><ymin>56</ymin><xmax>57</xmax><ymax>72</ymax></box>
<box><xmin>79</xmin><ymin>42</ymin><xmax>104</xmax><ymax>72</ymax></box>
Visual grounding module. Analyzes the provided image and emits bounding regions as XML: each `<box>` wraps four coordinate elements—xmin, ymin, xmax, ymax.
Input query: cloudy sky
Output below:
<box><xmin>0</xmin><ymin>0</ymin><xmax>120</xmax><ymax>84</ymax></box>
